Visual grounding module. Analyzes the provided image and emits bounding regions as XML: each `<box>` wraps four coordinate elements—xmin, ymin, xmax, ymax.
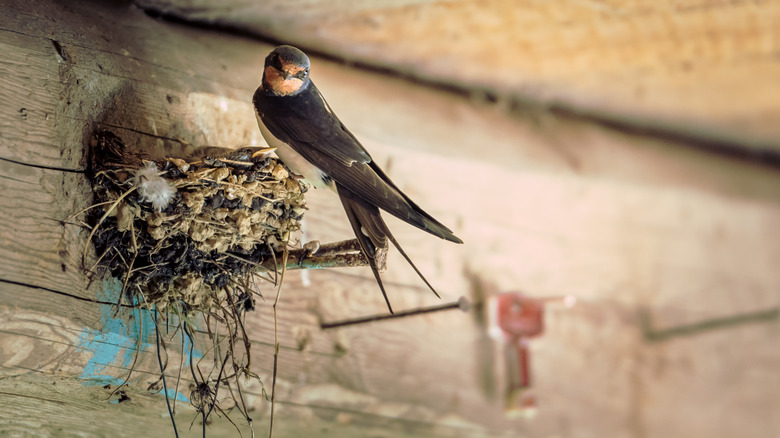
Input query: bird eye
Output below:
<box><xmin>294</xmin><ymin>69</ymin><xmax>308</xmax><ymax>79</ymax></box>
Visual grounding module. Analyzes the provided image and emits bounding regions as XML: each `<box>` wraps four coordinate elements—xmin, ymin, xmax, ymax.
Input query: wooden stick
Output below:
<box><xmin>320</xmin><ymin>297</ymin><xmax>470</xmax><ymax>329</ymax></box>
<box><xmin>257</xmin><ymin>239</ymin><xmax>367</xmax><ymax>272</ymax></box>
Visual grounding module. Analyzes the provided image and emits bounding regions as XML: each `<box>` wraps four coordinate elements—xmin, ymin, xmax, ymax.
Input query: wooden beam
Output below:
<box><xmin>1</xmin><ymin>1</ymin><xmax>780</xmax><ymax>437</ymax></box>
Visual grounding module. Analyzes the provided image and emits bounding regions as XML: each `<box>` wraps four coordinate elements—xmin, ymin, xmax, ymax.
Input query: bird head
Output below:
<box><xmin>262</xmin><ymin>45</ymin><xmax>311</xmax><ymax>96</ymax></box>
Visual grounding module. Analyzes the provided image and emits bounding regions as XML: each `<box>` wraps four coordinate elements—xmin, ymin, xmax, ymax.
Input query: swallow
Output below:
<box><xmin>253</xmin><ymin>45</ymin><xmax>462</xmax><ymax>313</ymax></box>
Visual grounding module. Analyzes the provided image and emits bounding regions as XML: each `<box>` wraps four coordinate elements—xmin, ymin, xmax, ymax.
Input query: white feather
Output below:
<box><xmin>134</xmin><ymin>162</ymin><xmax>176</xmax><ymax>211</ymax></box>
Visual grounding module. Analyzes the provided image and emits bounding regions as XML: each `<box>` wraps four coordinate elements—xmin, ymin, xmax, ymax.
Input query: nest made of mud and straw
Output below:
<box><xmin>88</xmin><ymin>133</ymin><xmax>307</xmax><ymax>312</ymax></box>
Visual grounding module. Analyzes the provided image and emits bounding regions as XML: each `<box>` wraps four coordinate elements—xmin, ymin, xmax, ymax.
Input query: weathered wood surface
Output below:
<box><xmin>0</xmin><ymin>1</ymin><xmax>491</xmax><ymax>436</ymax></box>
<box><xmin>1</xmin><ymin>0</ymin><xmax>779</xmax><ymax>437</ymax></box>
<box><xmin>138</xmin><ymin>0</ymin><xmax>780</xmax><ymax>153</ymax></box>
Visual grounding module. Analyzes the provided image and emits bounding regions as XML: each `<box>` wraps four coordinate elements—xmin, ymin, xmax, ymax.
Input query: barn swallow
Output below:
<box><xmin>253</xmin><ymin>45</ymin><xmax>462</xmax><ymax>313</ymax></box>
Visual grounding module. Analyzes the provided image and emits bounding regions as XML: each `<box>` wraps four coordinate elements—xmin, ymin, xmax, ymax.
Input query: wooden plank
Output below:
<box><xmin>0</xmin><ymin>372</ymin><xmax>499</xmax><ymax>438</ymax></box>
<box><xmin>0</xmin><ymin>34</ymin><xmax>67</xmax><ymax>167</ymax></box>
<box><xmin>0</xmin><ymin>7</ymin><xmax>491</xmax><ymax>428</ymax></box>
<box><xmin>0</xmin><ymin>160</ymin><xmax>95</xmax><ymax>306</ymax></box>
<box><xmin>136</xmin><ymin>0</ymin><xmax>780</xmax><ymax>152</ymax></box>
<box><xmin>1</xmin><ymin>0</ymin><xmax>780</xmax><ymax>437</ymax></box>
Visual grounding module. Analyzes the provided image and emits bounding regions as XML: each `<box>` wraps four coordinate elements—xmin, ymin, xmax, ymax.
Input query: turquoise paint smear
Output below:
<box><xmin>75</xmin><ymin>278</ymin><xmax>150</xmax><ymax>386</ymax></box>
<box><xmin>75</xmin><ymin>277</ymin><xmax>202</xmax><ymax>401</ymax></box>
<box><xmin>164</xmin><ymin>388</ymin><xmax>191</xmax><ymax>403</ymax></box>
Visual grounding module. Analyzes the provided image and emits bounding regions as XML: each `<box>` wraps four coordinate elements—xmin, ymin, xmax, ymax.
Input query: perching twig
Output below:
<box><xmin>257</xmin><ymin>239</ymin><xmax>367</xmax><ymax>271</ymax></box>
<box><xmin>313</xmin><ymin>239</ymin><xmax>362</xmax><ymax>255</ymax></box>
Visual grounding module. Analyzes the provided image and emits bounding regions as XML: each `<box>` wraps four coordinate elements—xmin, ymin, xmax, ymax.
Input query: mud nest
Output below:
<box><xmin>87</xmin><ymin>131</ymin><xmax>307</xmax><ymax>311</ymax></box>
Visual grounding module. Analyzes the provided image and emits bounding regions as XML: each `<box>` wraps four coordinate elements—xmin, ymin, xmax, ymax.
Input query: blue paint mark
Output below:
<box><xmin>164</xmin><ymin>387</ymin><xmax>191</xmax><ymax>403</ymax></box>
<box><xmin>75</xmin><ymin>277</ymin><xmax>203</xmax><ymax>401</ymax></box>
<box><xmin>75</xmin><ymin>278</ymin><xmax>151</xmax><ymax>386</ymax></box>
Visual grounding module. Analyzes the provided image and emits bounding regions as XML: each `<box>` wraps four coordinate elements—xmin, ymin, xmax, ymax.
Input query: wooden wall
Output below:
<box><xmin>1</xmin><ymin>0</ymin><xmax>779</xmax><ymax>437</ymax></box>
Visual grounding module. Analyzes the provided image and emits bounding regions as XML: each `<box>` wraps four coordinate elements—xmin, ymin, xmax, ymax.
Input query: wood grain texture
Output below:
<box><xmin>0</xmin><ymin>372</ymin><xmax>497</xmax><ymax>438</ymax></box>
<box><xmin>136</xmin><ymin>0</ymin><xmax>780</xmax><ymax>153</ymax></box>
<box><xmin>1</xmin><ymin>0</ymin><xmax>780</xmax><ymax>437</ymax></box>
<box><xmin>0</xmin><ymin>2</ymin><xmax>494</xmax><ymax>436</ymax></box>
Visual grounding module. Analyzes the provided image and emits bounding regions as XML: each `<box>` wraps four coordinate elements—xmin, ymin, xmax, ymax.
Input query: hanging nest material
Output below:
<box><xmin>81</xmin><ymin>130</ymin><xmax>376</xmax><ymax>436</ymax></box>
<box><xmin>87</xmin><ymin>130</ymin><xmax>307</xmax><ymax>311</ymax></box>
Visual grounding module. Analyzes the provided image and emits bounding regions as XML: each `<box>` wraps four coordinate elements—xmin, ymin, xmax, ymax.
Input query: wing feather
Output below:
<box><xmin>254</xmin><ymin>84</ymin><xmax>369</xmax><ymax>166</ymax></box>
<box><xmin>253</xmin><ymin>83</ymin><xmax>462</xmax><ymax>243</ymax></box>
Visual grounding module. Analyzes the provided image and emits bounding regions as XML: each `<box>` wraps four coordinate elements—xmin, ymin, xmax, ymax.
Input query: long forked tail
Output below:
<box><xmin>337</xmin><ymin>186</ymin><xmax>442</xmax><ymax>314</ymax></box>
